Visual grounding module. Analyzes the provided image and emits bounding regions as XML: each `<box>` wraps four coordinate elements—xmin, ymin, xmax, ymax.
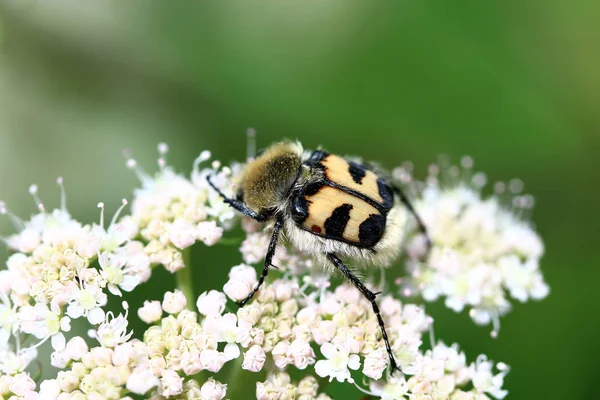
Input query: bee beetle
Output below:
<box><xmin>208</xmin><ymin>140</ymin><xmax>430</xmax><ymax>372</ymax></box>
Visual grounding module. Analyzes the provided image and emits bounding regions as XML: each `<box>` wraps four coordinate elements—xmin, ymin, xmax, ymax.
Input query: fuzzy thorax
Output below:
<box><xmin>239</xmin><ymin>141</ymin><xmax>303</xmax><ymax>213</ymax></box>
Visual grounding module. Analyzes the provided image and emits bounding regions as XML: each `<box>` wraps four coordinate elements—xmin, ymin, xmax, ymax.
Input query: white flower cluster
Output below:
<box><xmin>256</xmin><ymin>373</ymin><xmax>331</xmax><ymax>400</ymax></box>
<box><xmin>0</xmin><ymin>144</ymin><xmax>235</xmax><ymax>396</ymax></box>
<box><xmin>41</xmin><ymin>295</ymin><xmax>229</xmax><ymax>400</ymax></box>
<box><xmin>125</xmin><ymin>144</ymin><xmax>237</xmax><ymax>272</ymax></box>
<box><xmin>396</xmin><ymin>157</ymin><xmax>549</xmax><ymax>335</ymax></box>
<box><xmin>0</xmin><ymin>145</ymin><xmax>548</xmax><ymax>399</ymax></box>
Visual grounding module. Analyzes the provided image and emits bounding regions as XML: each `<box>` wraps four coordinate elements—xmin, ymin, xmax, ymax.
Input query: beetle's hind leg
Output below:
<box><xmin>237</xmin><ymin>217</ymin><xmax>283</xmax><ymax>307</ymax></box>
<box><xmin>392</xmin><ymin>185</ymin><xmax>432</xmax><ymax>253</ymax></box>
<box><xmin>326</xmin><ymin>253</ymin><xmax>400</xmax><ymax>373</ymax></box>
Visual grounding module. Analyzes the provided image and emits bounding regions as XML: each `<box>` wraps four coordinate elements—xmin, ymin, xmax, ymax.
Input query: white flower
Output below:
<box><xmin>207</xmin><ymin>313</ymin><xmax>248</xmax><ymax>360</ymax></box>
<box><xmin>181</xmin><ymin>351</ymin><xmax>203</xmax><ymax>375</ymax></box>
<box><xmin>242</xmin><ymin>344</ymin><xmax>266</xmax><ymax>372</ymax></box>
<box><xmin>98</xmin><ymin>251</ymin><xmax>141</xmax><ymax>296</ymax></box>
<box><xmin>196</xmin><ymin>290</ymin><xmax>227</xmax><ymax>317</ymax></box>
<box><xmin>39</xmin><ymin>379</ymin><xmax>60</xmax><ymax>400</ymax></box>
<box><xmin>162</xmin><ymin>289</ymin><xmax>188</xmax><ymax>314</ymax></box>
<box><xmin>471</xmin><ymin>356</ymin><xmax>508</xmax><ymax>399</ymax></box>
<box><xmin>66</xmin><ymin>282</ymin><xmax>107</xmax><ymax>325</ymax></box>
<box><xmin>168</xmin><ymin>218</ymin><xmax>197</xmax><ymax>250</ymax></box>
<box><xmin>197</xmin><ymin>221</ymin><xmax>224</xmax><ymax>246</ymax></box>
<box><xmin>432</xmin><ymin>342</ymin><xmax>466</xmax><ymax>372</ymax></box>
<box><xmin>363</xmin><ymin>348</ymin><xmax>388</xmax><ymax>380</ymax></box>
<box><xmin>314</xmin><ymin>342</ymin><xmax>360</xmax><ymax>383</ymax></box>
<box><xmin>18</xmin><ymin>303</ymin><xmax>71</xmax><ymax>351</ymax></box>
<box><xmin>289</xmin><ymin>339</ymin><xmax>315</xmax><ymax>370</ymax></box>
<box><xmin>138</xmin><ymin>300</ymin><xmax>163</xmax><ymax>323</ymax></box>
<box><xmin>95</xmin><ymin>302</ymin><xmax>133</xmax><ymax>348</ymax></box>
<box><xmin>127</xmin><ymin>367</ymin><xmax>159</xmax><ymax>395</ymax></box>
<box><xmin>368</xmin><ymin>376</ymin><xmax>410</xmax><ymax>400</ymax></box>
<box><xmin>200</xmin><ymin>378</ymin><xmax>227</xmax><ymax>400</ymax></box>
<box><xmin>160</xmin><ymin>369</ymin><xmax>184</xmax><ymax>397</ymax></box>
<box><xmin>200</xmin><ymin>349</ymin><xmax>227</xmax><ymax>372</ymax></box>
<box><xmin>9</xmin><ymin>372</ymin><xmax>36</xmax><ymax>397</ymax></box>
<box><xmin>400</xmin><ymin>163</ymin><xmax>549</xmax><ymax>331</ymax></box>
<box><xmin>223</xmin><ymin>265</ymin><xmax>258</xmax><ymax>302</ymax></box>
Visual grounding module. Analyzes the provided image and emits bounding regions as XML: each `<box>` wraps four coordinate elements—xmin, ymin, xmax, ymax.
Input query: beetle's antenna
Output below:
<box><xmin>246</xmin><ymin>127</ymin><xmax>257</xmax><ymax>161</ymax></box>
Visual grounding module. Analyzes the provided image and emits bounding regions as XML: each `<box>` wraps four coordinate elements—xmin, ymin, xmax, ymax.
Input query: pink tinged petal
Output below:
<box><xmin>88</xmin><ymin>308</ymin><xmax>105</xmax><ymax>325</ymax></box>
<box><xmin>320</xmin><ymin>342</ymin><xmax>337</xmax><ymax>359</ymax></box>
<box><xmin>224</xmin><ymin>343</ymin><xmax>240</xmax><ymax>360</ymax></box>
<box><xmin>348</xmin><ymin>354</ymin><xmax>360</xmax><ymax>370</ymax></box>
<box><xmin>221</xmin><ymin>313</ymin><xmax>238</xmax><ymax>329</ymax></box>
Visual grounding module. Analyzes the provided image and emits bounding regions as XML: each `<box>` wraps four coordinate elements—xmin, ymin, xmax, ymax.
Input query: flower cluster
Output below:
<box><xmin>395</xmin><ymin>157</ymin><xmax>549</xmax><ymax>335</ymax></box>
<box><xmin>0</xmin><ymin>144</ymin><xmax>548</xmax><ymax>399</ymax></box>
<box><xmin>256</xmin><ymin>373</ymin><xmax>331</xmax><ymax>400</ymax></box>
<box><xmin>125</xmin><ymin>144</ymin><xmax>237</xmax><ymax>272</ymax></box>
<box><xmin>0</xmin><ymin>144</ymin><xmax>235</xmax><ymax>393</ymax></box>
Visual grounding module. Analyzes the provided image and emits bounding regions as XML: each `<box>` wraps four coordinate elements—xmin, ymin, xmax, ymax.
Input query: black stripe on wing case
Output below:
<box><xmin>324</xmin><ymin>203</ymin><xmax>353</xmax><ymax>238</ymax></box>
<box><xmin>359</xmin><ymin>213</ymin><xmax>385</xmax><ymax>248</ymax></box>
<box><xmin>348</xmin><ymin>161</ymin><xmax>367</xmax><ymax>184</ymax></box>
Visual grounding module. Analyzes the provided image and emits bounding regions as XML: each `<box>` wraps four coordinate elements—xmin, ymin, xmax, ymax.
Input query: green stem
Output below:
<box><xmin>224</xmin><ymin>356</ymin><xmax>246</xmax><ymax>399</ymax></box>
<box><xmin>176</xmin><ymin>247</ymin><xmax>195</xmax><ymax>310</ymax></box>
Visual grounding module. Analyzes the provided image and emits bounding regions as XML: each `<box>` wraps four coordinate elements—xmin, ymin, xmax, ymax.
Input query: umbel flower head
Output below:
<box><xmin>395</xmin><ymin>156</ymin><xmax>549</xmax><ymax>337</ymax></box>
<box><xmin>0</xmin><ymin>143</ymin><xmax>547</xmax><ymax>399</ymax></box>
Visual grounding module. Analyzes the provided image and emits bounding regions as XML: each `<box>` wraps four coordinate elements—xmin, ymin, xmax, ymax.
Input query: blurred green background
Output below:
<box><xmin>0</xmin><ymin>1</ymin><xmax>598</xmax><ymax>399</ymax></box>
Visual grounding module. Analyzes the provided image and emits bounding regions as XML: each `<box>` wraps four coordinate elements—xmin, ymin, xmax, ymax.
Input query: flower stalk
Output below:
<box><xmin>176</xmin><ymin>247</ymin><xmax>195</xmax><ymax>310</ymax></box>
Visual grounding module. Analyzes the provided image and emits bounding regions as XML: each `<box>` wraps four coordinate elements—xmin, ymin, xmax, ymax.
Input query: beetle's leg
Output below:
<box><xmin>326</xmin><ymin>253</ymin><xmax>400</xmax><ymax>372</ymax></box>
<box><xmin>207</xmin><ymin>175</ymin><xmax>269</xmax><ymax>222</ymax></box>
<box><xmin>238</xmin><ymin>217</ymin><xmax>283</xmax><ymax>307</ymax></box>
<box><xmin>392</xmin><ymin>185</ymin><xmax>431</xmax><ymax>252</ymax></box>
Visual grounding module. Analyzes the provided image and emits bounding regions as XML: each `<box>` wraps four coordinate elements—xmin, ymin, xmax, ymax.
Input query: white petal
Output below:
<box><xmin>108</xmin><ymin>284</ymin><xmax>122</xmax><ymax>297</ymax></box>
<box><xmin>60</xmin><ymin>317</ymin><xmax>71</xmax><ymax>332</ymax></box>
<box><xmin>224</xmin><ymin>343</ymin><xmax>240</xmax><ymax>360</ymax></box>
<box><xmin>320</xmin><ymin>342</ymin><xmax>337</xmax><ymax>359</ymax></box>
<box><xmin>98</xmin><ymin>251</ymin><xmax>110</xmax><ymax>269</ymax></box>
<box><xmin>51</xmin><ymin>333</ymin><xmax>66</xmax><ymax>351</ymax></box>
<box><xmin>348</xmin><ymin>354</ymin><xmax>361</xmax><ymax>370</ymax></box>
<box><xmin>120</xmin><ymin>275</ymin><xmax>140</xmax><ymax>292</ymax></box>
<box><xmin>314</xmin><ymin>360</ymin><xmax>331</xmax><ymax>379</ymax></box>
<box><xmin>88</xmin><ymin>308</ymin><xmax>105</xmax><ymax>325</ymax></box>
<box><xmin>66</xmin><ymin>303</ymin><xmax>84</xmax><ymax>319</ymax></box>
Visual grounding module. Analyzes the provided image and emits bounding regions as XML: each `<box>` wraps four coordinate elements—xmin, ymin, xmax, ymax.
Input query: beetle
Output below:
<box><xmin>208</xmin><ymin>140</ymin><xmax>429</xmax><ymax>371</ymax></box>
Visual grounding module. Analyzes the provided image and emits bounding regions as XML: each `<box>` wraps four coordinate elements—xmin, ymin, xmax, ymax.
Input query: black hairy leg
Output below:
<box><xmin>326</xmin><ymin>253</ymin><xmax>400</xmax><ymax>372</ymax></box>
<box><xmin>207</xmin><ymin>175</ymin><xmax>269</xmax><ymax>222</ymax></box>
<box><xmin>237</xmin><ymin>217</ymin><xmax>283</xmax><ymax>307</ymax></box>
<box><xmin>392</xmin><ymin>185</ymin><xmax>432</xmax><ymax>252</ymax></box>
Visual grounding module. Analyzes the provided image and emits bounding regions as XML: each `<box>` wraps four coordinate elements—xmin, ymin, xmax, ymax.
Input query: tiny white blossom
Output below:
<box><xmin>137</xmin><ymin>300</ymin><xmax>163</xmax><ymax>324</ymax></box>
<box><xmin>162</xmin><ymin>289</ymin><xmax>188</xmax><ymax>314</ymax></box>
<box><xmin>168</xmin><ymin>218</ymin><xmax>197</xmax><ymax>250</ymax></box>
<box><xmin>315</xmin><ymin>342</ymin><xmax>360</xmax><ymax>383</ymax></box>
<box><xmin>95</xmin><ymin>302</ymin><xmax>133</xmax><ymax>348</ymax></box>
<box><xmin>197</xmin><ymin>221</ymin><xmax>224</xmax><ymax>246</ymax></box>
<box><xmin>160</xmin><ymin>369</ymin><xmax>184</xmax><ymax>397</ymax></box>
<box><xmin>66</xmin><ymin>283</ymin><xmax>107</xmax><ymax>325</ymax></box>
<box><xmin>199</xmin><ymin>378</ymin><xmax>227</xmax><ymax>400</ymax></box>
<box><xmin>242</xmin><ymin>344</ymin><xmax>266</xmax><ymax>372</ymax></box>
<box><xmin>127</xmin><ymin>367</ymin><xmax>159</xmax><ymax>395</ymax></box>
<box><xmin>196</xmin><ymin>290</ymin><xmax>227</xmax><ymax>317</ymax></box>
<box><xmin>471</xmin><ymin>356</ymin><xmax>508</xmax><ymax>399</ymax></box>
